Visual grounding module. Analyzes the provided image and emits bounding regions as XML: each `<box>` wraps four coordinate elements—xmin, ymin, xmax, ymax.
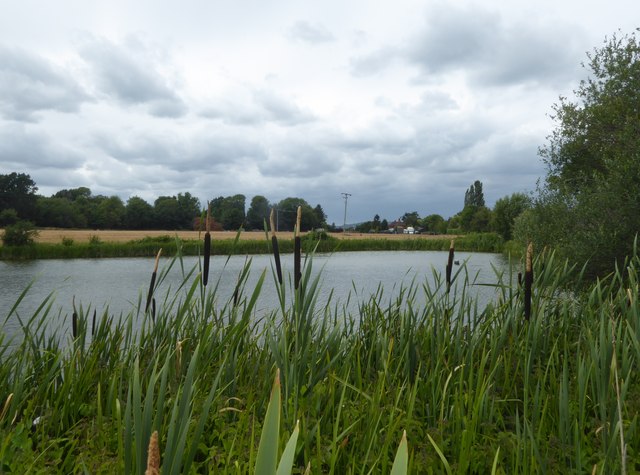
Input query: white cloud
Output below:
<box><xmin>0</xmin><ymin>0</ymin><xmax>638</xmax><ymax>222</ymax></box>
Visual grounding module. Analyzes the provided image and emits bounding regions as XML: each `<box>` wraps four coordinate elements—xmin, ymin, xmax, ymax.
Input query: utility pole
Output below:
<box><xmin>341</xmin><ymin>192</ymin><xmax>351</xmax><ymax>232</ymax></box>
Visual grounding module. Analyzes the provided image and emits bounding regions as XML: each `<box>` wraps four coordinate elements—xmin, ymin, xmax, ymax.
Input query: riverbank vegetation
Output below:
<box><xmin>0</xmin><ymin>231</ymin><xmax>504</xmax><ymax>260</ymax></box>
<box><xmin>1</xmin><ymin>240</ymin><xmax>639</xmax><ymax>472</ymax></box>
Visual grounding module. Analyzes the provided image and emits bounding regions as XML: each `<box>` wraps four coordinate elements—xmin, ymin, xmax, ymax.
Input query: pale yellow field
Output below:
<box><xmin>6</xmin><ymin>228</ymin><xmax>457</xmax><ymax>244</ymax></box>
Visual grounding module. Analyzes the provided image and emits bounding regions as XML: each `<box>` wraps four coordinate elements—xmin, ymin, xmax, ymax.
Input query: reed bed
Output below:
<box><xmin>0</xmin><ymin>232</ymin><xmax>503</xmax><ymax>260</ymax></box>
<box><xmin>1</xmin><ymin>242</ymin><xmax>639</xmax><ymax>473</ymax></box>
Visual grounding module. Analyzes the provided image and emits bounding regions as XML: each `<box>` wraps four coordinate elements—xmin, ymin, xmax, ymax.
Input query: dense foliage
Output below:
<box><xmin>1</xmin><ymin>220</ymin><xmax>39</xmax><ymax>246</ymax></box>
<box><xmin>515</xmin><ymin>30</ymin><xmax>640</xmax><ymax>276</ymax></box>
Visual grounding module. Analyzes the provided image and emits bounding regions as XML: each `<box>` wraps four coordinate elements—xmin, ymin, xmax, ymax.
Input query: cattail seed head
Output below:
<box><xmin>145</xmin><ymin>430</ymin><xmax>160</xmax><ymax>475</ymax></box>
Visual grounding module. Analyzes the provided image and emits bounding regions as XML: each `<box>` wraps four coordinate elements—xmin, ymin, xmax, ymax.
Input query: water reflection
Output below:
<box><xmin>1</xmin><ymin>251</ymin><xmax>510</xmax><ymax>343</ymax></box>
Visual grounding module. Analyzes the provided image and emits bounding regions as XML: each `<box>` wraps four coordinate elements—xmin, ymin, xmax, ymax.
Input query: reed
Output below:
<box><xmin>203</xmin><ymin>204</ymin><xmax>212</xmax><ymax>287</ymax></box>
<box><xmin>1</xmin><ymin>243</ymin><xmax>639</xmax><ymax>472</ymax></box>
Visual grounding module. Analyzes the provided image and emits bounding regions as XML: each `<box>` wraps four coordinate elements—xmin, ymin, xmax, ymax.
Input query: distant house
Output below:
<box><xmin>389</xmin><ymin>220</ymin><xmax>404</xmax><ymax>234</ymax></box>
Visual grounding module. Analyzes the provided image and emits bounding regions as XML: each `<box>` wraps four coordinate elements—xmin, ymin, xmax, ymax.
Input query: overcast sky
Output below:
<box><xmin>0</xmin><ymin>1</ymin><xmax>637</xmax><ymax>224</ymax></box>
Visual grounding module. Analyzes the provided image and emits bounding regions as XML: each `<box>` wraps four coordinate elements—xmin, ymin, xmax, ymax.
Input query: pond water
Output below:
<box><xmin>1</xmin><ymin>251</ymin><xmax>511</xmax><ymax>343</ymax></box>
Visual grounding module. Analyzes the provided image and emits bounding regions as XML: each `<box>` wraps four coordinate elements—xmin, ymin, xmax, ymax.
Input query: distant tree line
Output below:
<box><xmin>354</xmin><ymin>180</ymin><xmax>531</xmax><ymax>241</ymax></box>
<box><xmin>0</xmin><ymin>173</ymin><xmax>328</xmax><ymax>232</ymax></box>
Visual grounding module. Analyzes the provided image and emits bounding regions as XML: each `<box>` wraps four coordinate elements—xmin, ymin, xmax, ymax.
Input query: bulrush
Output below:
<box><xmin>203</xmin><ymin>203</ymin><xmax>212</xmax><ymax>287</ymax></box>
<box><xmin>446</xmin><ymin>239</ymin><xmax>455</xmax><ymax>293</ymax></box>
<box><xmin>145</xmin><ymin>430</ymin><xmax>160</xmax><ymax>475</ymax></box>
<box><xmin>145</xmin><ymin>249</ymin><xmax>162</xmax><ymax>314</ymax></box>
<box><xmin>294</xmin><ymin>206</ymin><xmax>302</xmax><ymax>289</ymax></box>
<box><xmin>71</xmin><ymin>296</ymin><xmax>78</xmax><ymax>339</ymax></box>
<box><xmin>524</xmin><ymin>242</ymin><xmax>533</xmax><ymax>320</ymax></box>
<box><xmin>270</xmin><ymin>208</ymin><xmax>283</xmax><ymax>285</ymax></box>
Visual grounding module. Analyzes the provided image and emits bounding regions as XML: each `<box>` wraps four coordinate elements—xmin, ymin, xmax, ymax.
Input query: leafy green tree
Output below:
<box><xmin>125</xmin><ymin>196</ymin><xmax>155</xmax><ymax>229</ymax></box>
<box><xmin>525</xmin><ymin>30</ymin><xmax>640</xmax><ymax>275</ymax></box>
<box><xmin>313</xmin><ymin>204</ymin><xmax>327</xmax><ymax>228</ymax></box>
<box><xmin>95</xmin><ymin>196</ymin><xmax>126</xmax><ymax>229</ymax></box>
<box><xmin>36</xmin><ymin>196</ymin><xmax>87</xmax><ymax>228</ymax></box>
<box><xmin>421</xmin><ymin>214</ymin><xmax>446</xmax><ymax>234</ymax></box>
<box><xmin>177</xmin><ymin>192</ymin><xmax>201</xmax><ymax>228</ymax></box>
<box><xmin>154</xmin><ymin>196</ymin><xmax>183</xmax><ymax>229</ymax></box>
<box><xmin>246</xmin><ymin>195</ymin><xmax>270</xmax><ymax>230</ymax></box>
<box><xmin>275</xmin><ymin>197</ymin><xmax>319</xmax><ymax>231</ymax></box>
<box><xmin>464</xmin><ymin>180</ymin><xmax>485</xmax><ymax>208</ymax></box>
<box><xmin>0</xmin><ymin>208</ymin><xmax>19</xmax><ymax>226</ymax></box>
<box><xmin>0</xmin><ymin>172</ymin><xmax>38</xmax><ymax>220</ymax></box>
<box><xmin>2</xmin><ymin>220</ymin><xmax>38</xmax><ymax>246</ymax></box>
<box><xmin>54</xmin><ymin>187</ymin><xmax>92</xmax><ymax>202</ymax></box>
<box><xmin>210</xmin><ymin>194</ymin><xmax>245</xmax><ymax>230</ymax></box>
<box><xmin>492</xmin><ymin>193</ymin><xmax>532</xmax><ymax>240</ymax></box>
<box><xmin>401</xmin><ymin>211</ymin><xmax>420</xmax><ymax>227</ymax></box>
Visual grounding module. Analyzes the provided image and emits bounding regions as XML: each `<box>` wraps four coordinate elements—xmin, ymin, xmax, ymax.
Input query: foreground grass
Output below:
<box><xmin>1</xmin><ymin>244</ymin><xmax>639</xmax><ymax>473</ymax></box>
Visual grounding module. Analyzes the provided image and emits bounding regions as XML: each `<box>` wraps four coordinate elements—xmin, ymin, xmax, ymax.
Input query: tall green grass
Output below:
<box><xmin>0</xmin><ymin>232</ymin><xmax>503</xmax><ymax>259</ymax></box>
<box><xmin>1</xmin><ymin>241</ymin><xmax>639</xmax><ymax>473</ymax></box>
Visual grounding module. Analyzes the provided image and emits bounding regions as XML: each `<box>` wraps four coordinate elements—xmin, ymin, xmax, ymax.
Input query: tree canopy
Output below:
<box><xmin>516</xmin><ymin>30</ymin><xmax>640</xmax><ymax>276</ymax></box>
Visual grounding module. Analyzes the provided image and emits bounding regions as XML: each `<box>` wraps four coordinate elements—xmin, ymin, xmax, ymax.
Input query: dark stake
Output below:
<box><xmin>146</xmin><ymin>249</ymin><xmax>162</xmax><ymax>313</ymax></box>
<box><xmin>91</xmin><ymin>308</ymin><xmax>97</xmax><ymax>337</ymax></box>
<box><xmin>203</xmin><ymin>203</ymin><xmax>211</xmax><ymax>287</ymax></box>
<box><xmin>524</xmin><ymin>243</ymin><xmax>533</xmax><ymax>321</ymax></box>
<box><xmin>445</xmin><ymin>240</ymin><xmax>455</xmax><ymax>293</ymax></box>
<box><xmin>294</xmin><ymin>206</ymin><xmax>302</xmax><ymax>289</ymax></box>
<box><xmin>152</xmin><ymin>298</ymin><xmax>156</xmax><ymax>323</ymax></box>
<box><xmin>270</xmin><ymin>209</ymin><xmax>283</xmax><ymax>285</ymax></box>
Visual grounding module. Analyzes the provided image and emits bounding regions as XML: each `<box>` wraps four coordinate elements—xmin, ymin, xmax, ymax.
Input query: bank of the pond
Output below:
<box><xmin>0</xmin><ymin>231</ymin><xmax>504</xmax><ymax>259</ymax></box>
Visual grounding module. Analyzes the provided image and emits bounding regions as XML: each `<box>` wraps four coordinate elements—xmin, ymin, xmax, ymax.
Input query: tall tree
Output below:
<box><xmin>492</xmin><ymin>193</ymin><xmax>531</xmax><ymax>241</ymax></box>
<box><xmin>464</xmin><ymin>180</ymin><xmax>485</xmax><ymax>208</ymax></box>
<box><xmin>246</xmin><ymin>195</ymin><xmax>270</xmax><ymax>230</ymax></box>
<box><xmin>519</xmin><ymin>30</ymin><xmax>640</xmax><ymax>276</ymax></box>
<box><xmin>125</xmin><ymin>196</ymin><xmax>155</xmax><ymax>229</ymax></box>
<box><xmin>275</xmin><ymin>197</ymin><xmax>318</xmax><ymax>231</ymax></box>
<box><xmin>0</xmin><ymin>172</ymin><xmax>38</xmax><ymax>220</ymax></box>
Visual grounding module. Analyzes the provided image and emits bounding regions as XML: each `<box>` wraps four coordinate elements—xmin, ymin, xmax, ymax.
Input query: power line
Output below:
<box><xmin>341</xmin><ymin>192</ymin><xmax>351</xmax><ymax>232</ymax></box>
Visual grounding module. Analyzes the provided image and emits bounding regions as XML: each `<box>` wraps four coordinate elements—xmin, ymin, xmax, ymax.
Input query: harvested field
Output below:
<box><xmin>13</xmin><ymin>228</ymin><xmax>458</xmax><ymax>244</ymax></box>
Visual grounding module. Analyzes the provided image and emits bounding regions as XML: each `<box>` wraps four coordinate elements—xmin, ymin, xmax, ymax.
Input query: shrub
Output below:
<box><xmin>61</xmin><ymin>237</ymin><xmax>74</xmax><ymax>246</ymax></box>
<box><xmin>89</xmin><ymin>235</ymin><xmax>102</xmax><ymax>246</ymax></box>
<box><xmin>0</xmin><ymin>208</ymin><xmax>19</xmax><ymax>227</ymax></box>
<box><xmin>1</xmin><ymin>221</ymin><xmax>39</xmax><ymax>246</ymax></box>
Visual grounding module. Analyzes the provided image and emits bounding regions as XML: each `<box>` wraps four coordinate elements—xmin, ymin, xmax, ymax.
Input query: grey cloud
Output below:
<box><xmin>253</xmin><ymin>90</ymin><xmax>314</xmax><ymax>125</ymax></box>
<box><xmin>79</xmin><ymin>36</ymin><xmax>187</xmax><ymax>117</ymax></box>
<box><xmin>0</xmin><ymin>46</ymin><xmax>90</xmax><ymax>121</ymax></box>
<box><xmin>0</xmin><ymin>124</ymin><xmax>84</xmax><ymax>169</ymax></box>
<box><xmin>201</xmin><ymin>89</ymin><xmax>314</xmax><ymax>126</ymax></box>
<box><xmin>95</xmin><ymin>128</ymin><xmax>266</xmax><ymax>174</ymax></box>
<box><xmin>408</xmin><ymin>5</ymin><xmax>585</xmax><ymax>86</ymax></box>
<box><xmin>259</xmin><ymin>141</ymin><xmax>341</xmax><ymax>178</ymax></box>
<box><xmin>349</xmin><ymin>47</ymin><xmax>399</xmax><ymax>77</ymax></box>
<box><xmin>350</xmin><ymin>4</ymin><xmax>585</xmax><ymax>87</ymax></box>
<box><xmin>288</xmin><ymin>21</ymin><xmax>335</xmax><ymax>44</ymax></box>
